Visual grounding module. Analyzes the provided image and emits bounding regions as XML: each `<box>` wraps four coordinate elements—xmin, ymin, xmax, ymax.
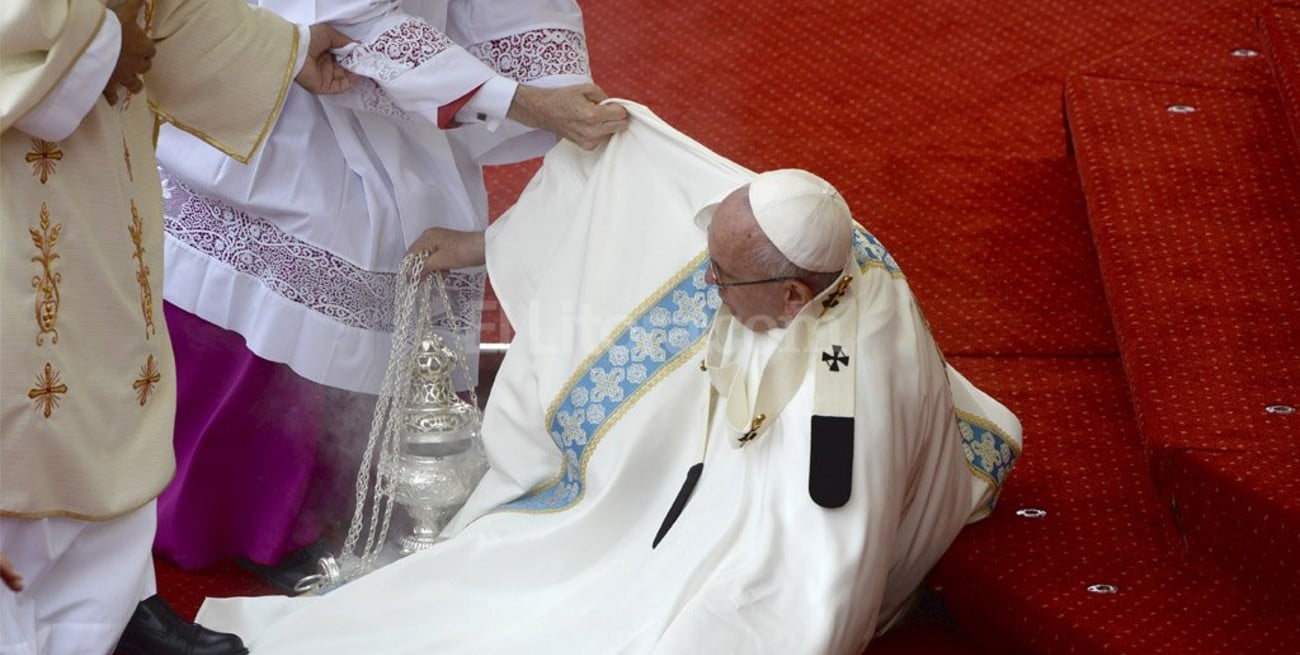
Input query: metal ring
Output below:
<box><xmin>1015</xmin><ymin>508</ymin><xmax>1048</xmax><ymax>519</ymax></box>
<box><xmin>1087</xmin><ymin>584</ymin><xmax>1119</xmax><ymax>594</ymax></box>
<box><xmin>1167</xmin><ymin>105</ymin><xmax>1197</xmax><ymax>114</ymax></box>
<box><xmin>292</xmin><ymin>574</ymin><xmax>324</xmax><ymax>595</ymax></box>
<box><xmin>1265</xmin><ymin>404</ymin><xmax>1296</xmax><ymax>415</ymax></box>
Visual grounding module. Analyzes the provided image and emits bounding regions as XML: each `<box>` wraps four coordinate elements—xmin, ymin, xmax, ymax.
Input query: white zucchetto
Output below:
<box><xmin>695</xmin><ymin>169</ymin><xmax>853</xmax><ymax>273</ymax></box>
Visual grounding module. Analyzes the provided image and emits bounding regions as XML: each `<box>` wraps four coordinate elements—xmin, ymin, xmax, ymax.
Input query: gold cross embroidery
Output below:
<box><xmin>25</xmin><ymin>139</ymin><xmax>63</xmax><ymax>184</ymax></box>
<box><xmin>738</xmin><ymin>413</ymin><xmax>767</xmax><ymax>446</ymax></box>
<box><xmin>27</xmin><ymin>362</ymin><xmax>68</xmax><ymax>418</ymax></box>
<box><xmin>820</xmin><ymin>275</ymin><xmax>853</xmax><ymax>316</ymax></box>
<box><xmin>133</xmin><ymin>354</ymin><xmax>160</xmax><ymax>406</ymax></box>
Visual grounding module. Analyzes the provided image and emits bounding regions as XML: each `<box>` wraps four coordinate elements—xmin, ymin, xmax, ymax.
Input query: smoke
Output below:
<box><xmin>299</xmin><ymin>385</ymin><xmax>380</xmax><ymax>551</ymax></box>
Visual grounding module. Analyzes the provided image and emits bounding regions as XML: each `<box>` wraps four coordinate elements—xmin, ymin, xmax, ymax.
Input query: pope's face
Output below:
<box><xmin>704</xmin><ymin>187</ymin><xmax>789</xmax><ymax>332</ymax></box>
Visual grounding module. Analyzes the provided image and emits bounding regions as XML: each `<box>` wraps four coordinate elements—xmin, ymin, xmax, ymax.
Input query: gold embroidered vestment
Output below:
<box><xmin>1</xmin><ymin>0</ymin><xmax>301</xmax><ymax>520</ymax></box>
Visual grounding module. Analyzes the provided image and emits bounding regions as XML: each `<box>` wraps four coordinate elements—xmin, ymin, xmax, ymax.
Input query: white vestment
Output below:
<box><xmin>197</xmin><ymin>102</ymin><xmax>1022</xmax><ymax>654</ymax></box>
<box><xmin>0</xmin><ymin>502</ymin><xmax>156</xmax><ymax>655</ymax></box>
<box><xmin>157</xmin><ymin>0</ymin><xmax>593</xmax><ymax>393</ymax></box>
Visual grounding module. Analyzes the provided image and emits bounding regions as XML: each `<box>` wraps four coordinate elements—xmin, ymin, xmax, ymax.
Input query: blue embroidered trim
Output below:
<box><xmin>852</xmin><ymin>227</ymin><xmax>903</xmax><ymax>277</ymax></box>
<box><xmin>497</xmin><ymin>228</ymin><xmax>902</xmax><ymax>513</ymax></box>
<box><xmin>497</xmin><ymin>260</ymin><xmax>722</xmax><ymax>512</ymax></box>
<box><xmin>956</xmin><ymin>410</ymin><xmax>1020</xmax><ymax>513</ymax></box>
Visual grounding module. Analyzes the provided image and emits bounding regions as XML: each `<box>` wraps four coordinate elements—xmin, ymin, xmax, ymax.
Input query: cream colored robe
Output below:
<box><xmin>1</xmin><ymin>0</ymin><xmax>301</xmax><ymax>520</ymax></box>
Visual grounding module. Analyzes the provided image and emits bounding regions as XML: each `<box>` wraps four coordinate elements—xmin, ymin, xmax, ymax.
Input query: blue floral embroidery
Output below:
<box><xmin>588</xmin><ymin>367</ymin><xmax>625</xmax><ymax>403</ymax></box>
<box><xmin>957</xmin><ymin>411</ymin><xmax>1020</xmax><ymax>513</ymax></box>
<box><xmin>852</xmin><ymin>228</ymin><xmax>903</xmax><ymax>277</ymax></box>
<box><xmin>498</xmin><ymin>228</ymin><xmax>902</xmax><ymax>513</ymax></box>
<box><xmin>671</xmin><ymin>289</ymin><xmax>709</xmax><ymax>328</ymax></box>
<box><xmin>496</xmin><ymin>258</ymin><xmax>718</xmax><ymax>512</ymax></box>
<box><xmin>628</xmin><ymin>326</ymin><xmax>667</xmax><ymax>363</ymax></box>
<box><xmin>556</xmin><ymin>409</ymin><xmax>586</xmax><ymax>446</ymax></box>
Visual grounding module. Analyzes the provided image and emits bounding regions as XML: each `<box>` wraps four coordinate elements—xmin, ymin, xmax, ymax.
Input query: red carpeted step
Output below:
<box><xmin>1260</xmin><ymin>2</ymin><xmax>1300</xmax><ymax>147</ymax></box>
<box><xmin>1065</xmin><ymin>72</ymin><xmax>1300</xmax><ymax>603</ymax></box>
<box><xmin>1077</xmin><ymin>3</ymin><xmax>1276</xmax><ymax>92</ymax></box>
<box><xmin>931</xmin><ymin>357</ymin><xmax>1300</xmax><ymax>655</ymax></box>
<box><xmin>1164</xmin><ymin>449</ymin><xmax>1300</xmax><ymax>604</ymax></box>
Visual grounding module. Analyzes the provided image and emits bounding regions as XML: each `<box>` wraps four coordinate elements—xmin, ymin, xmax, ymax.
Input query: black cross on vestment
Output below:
<box><xmin>822</xmin><ymin>345</ymin><xmax>850</xmax><ymax>372</ymax></box>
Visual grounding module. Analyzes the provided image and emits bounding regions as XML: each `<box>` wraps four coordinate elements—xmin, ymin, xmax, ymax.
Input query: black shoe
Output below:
<box><xmin>115</xmin><ymin>594</ymin><xmax>248</xmax><ymax>655</ymax></box>
<box><xmin>236</xmin><ymin>539</ymin><xmax>331</xmax><ymax>595</ymax></box>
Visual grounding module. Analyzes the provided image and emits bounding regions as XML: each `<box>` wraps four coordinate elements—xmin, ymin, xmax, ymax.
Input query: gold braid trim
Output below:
<box><xmin>0</xmin><ymin>490</ymin><xmax>165</xmax><ymax>522</ymax></box>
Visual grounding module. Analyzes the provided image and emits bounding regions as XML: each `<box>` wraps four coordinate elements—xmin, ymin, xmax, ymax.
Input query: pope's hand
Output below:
<box><xmin>295</xmin><ymin>24</ymin><xmax>357</xmax><ymax>95</ymax></box>
<box><xmin>103</xmin><ymin>0</ymin><xmax>155</xmax><ymax>105</ymax></box>
<box><xmin>407</xmin><ymin>228</ymin><xmax>487</xmax><ymax>277</ymax></box>
<box><xmin>507</xmin><ymin>84</ymin><xmax>630</xmax><ymax>150</ymax></box>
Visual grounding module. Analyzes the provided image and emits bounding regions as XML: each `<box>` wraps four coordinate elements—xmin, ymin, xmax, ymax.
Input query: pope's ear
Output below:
<box><xmin>784</xmin><ymin>279</ymin><xmax>816</xmax><ymax>316</ymax></box>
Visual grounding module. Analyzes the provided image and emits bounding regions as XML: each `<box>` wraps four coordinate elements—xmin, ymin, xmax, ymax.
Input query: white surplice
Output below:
<box><xmin>197</xmin><ymin>102</ymin><xmax>1022</xmax><ymax>654</ymax></box>
<box><xmin>157</xmin><ymin>0</ymin><xmax>594</xmax><ymax>393</ymax></box>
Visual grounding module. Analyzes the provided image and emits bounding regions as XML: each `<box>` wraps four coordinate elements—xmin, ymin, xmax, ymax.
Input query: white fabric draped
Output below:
<box><xmin>157</xmin><ymin>0</ymin><xmax>591</xmax><ymax>393</ymax></box>
<box><xmin>196</xmin><ymin>101</ymin><xmax>1021</xmax><ymax>654</ymax></box>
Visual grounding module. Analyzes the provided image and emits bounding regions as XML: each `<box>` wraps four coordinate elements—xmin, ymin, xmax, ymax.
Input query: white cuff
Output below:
<box><xmin>15</xmin><ymin>10</ymin><xmax>122</xmax><ymax>142</ymax></box>
<box><xmin>454</xmin><ymin>76</ymin><xmax>518</xmax><ymax>131</ymax></box>
<box><xmin>293</xmin><ymin>24</ymin><xmax>311</xmax><ymax>77</ymax></box>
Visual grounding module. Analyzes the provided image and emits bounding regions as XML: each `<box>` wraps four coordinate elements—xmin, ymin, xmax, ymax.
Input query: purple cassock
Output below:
<box><xmin>155</xmin><ymin>303</ymin><xmax>370</xmax><ymax>569</ymax></box>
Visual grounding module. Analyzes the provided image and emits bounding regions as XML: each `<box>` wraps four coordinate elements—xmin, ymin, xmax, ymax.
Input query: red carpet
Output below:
<box><xmin>1067</xmin><ymin>70</ymin><xmax>1300</xmax><ymax>607</ymax></box>
<box><xmin>154</xmin><ymin>0</ymin><xmax>1300</xmax><ymax>653</ymax></box>
<box><xmin>932</xmin><ymin>358</ymin><xmax>1299</xmax><ymax>654</ymax></box>
<box><xmin>1261</xmin><ymin>2</ymin><xmax>1300</xmax><ymax>145</ymax></box>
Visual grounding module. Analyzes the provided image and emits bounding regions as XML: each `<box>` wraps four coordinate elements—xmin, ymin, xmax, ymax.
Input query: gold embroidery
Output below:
<box><xmin>29</xmin><ymin>204</ymin><xmax>63</xmax><ymax>346</ymax></box>
<box><xmin>143</xmin><ymin>0</ymin><xmax>155</xmax><ymax>34</ymax></box>
<box><xmin>123</xmin><ymin>137</ymin><xmax>133</xmax><ymax>181</ymax></box>
<box><xmin>738</xmin><ymin>413</ymin><xmax>767</xmax><ymax>446</ymax></box>
<box><xmin>27</xmin><ymin>363</ymin><xmax>68</xmax><ymax>419</ymax></box>
<box><xmin>133</xmin><ymin>354</ymin><xmax>160</xmax><ymax>406</ymax></box>
<box><xmin>819</xmin><ymin>275</ymin><xmax>853</xmax><ymax>316</ymax></box>
<box><xmin>25</xmin><ymin>139</ymin><xmax>63</xmax><ymax>184</ymax></box>
<box><xmin>127</xmin><ymin>200</ymin><xmax>156</xmax><ymax>338</ymax></box>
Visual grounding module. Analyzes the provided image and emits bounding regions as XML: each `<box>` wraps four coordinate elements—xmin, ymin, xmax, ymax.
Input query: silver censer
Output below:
<box><xmin>393</xmin><ymin>332</ymin><xmax>489</xmax><ymax>555</ymax></box>
<box><xmin>294</xmin><ymin>255</ymin><xmax>488</xmax><ymax>594</ymax></box>
<box><xmin>295</xmin><ymin>329</ymin><xmax>488</xmax><ymax>594</ymax></box>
